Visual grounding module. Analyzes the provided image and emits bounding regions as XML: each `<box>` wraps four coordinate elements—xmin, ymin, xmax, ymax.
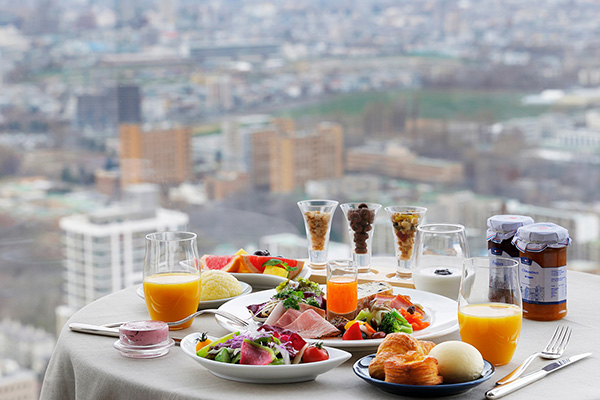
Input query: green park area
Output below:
<box><xmin>278</xmin><ymin>89</ymin><xmax>553</xmax><ymax>123</ymax></box>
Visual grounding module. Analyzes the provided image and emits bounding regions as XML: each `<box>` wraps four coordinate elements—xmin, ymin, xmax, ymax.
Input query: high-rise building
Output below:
<box><xmin>119</xmin><ymin>123</ymin><xmax>192</xmax><ymax>187</ymax></box>
<box><xmin>117</xmin><ymin>85</ymin><xmax>142</xmax><ymax>124</ymax></box>
<box><xmin>250</xmin><ymin>121</ymin><xmax>344</xmax><ymax>193</ymax></box>
<box><xmin>56</xmin><ymin>185</ymin><xmax>189</xmax><ymax>327</ymax></box>
<box><xmin>76</xmin><ymin>89</ymin><xmax>118</xmax><ymax>133</ymax></box>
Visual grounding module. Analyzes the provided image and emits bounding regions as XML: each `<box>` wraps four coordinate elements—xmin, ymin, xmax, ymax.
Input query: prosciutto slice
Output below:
<box><xmin>282</xmin><ymin>309</ymin><xmax>340</xmax><ymax>339</ymax></box>
<box><xmin>264</xmin><ymin>302</ymin><xmax>286</xmax><ymax>326</ymax></box>
<box><xmin>274</xmin><ymin>308</ymin><xmax>303</xmax><ymax>327</ymax></box>
<box><xmin>299</xmin><ymin>303</ymin><xmax>326</xmax><ymax>318</ymax></box>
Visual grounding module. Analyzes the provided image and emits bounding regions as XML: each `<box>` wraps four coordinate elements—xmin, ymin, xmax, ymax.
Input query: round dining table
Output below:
<box><xmin>40</xmin><ymin>270</ymin><xmax>599</xmax><ymax>400</ymax></box>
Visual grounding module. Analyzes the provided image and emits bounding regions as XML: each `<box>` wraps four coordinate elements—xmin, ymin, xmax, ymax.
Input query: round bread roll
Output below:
<box><xmin>199</xmin><ymin>270</ymin><xmax>242</xmax><ymax>301</ymax></box>
<box><xmin>428</xmin><ymin>341</ymin><xmax>484</xmax><ymax>383</ymax></box>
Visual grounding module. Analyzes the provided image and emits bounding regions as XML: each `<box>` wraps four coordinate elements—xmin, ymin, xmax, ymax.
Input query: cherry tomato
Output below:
<box><xmin>302</xmin><ymin>342</ymin><xmax>329</xmax><ymax>363</ymax></box>
<box><xmin>195</xmin><ymin>333</ymin><xmax>212</xmax><ymax>352</ymax></box>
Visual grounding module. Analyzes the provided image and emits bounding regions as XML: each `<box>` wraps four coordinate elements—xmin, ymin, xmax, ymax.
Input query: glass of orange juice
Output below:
<box><xmin>326</xmin><ymin>259</ymin><xmax>358</xmax><ymax>320</ymax></box>
<box><xmin>143</xmin><ymin>232</ymin><xmax>201</xmax><ymax>330</ymax></box>
<box><xmin>458</xmin><ymin>256</ymin><xmax>522</xmax><ymax>366</ymax></box>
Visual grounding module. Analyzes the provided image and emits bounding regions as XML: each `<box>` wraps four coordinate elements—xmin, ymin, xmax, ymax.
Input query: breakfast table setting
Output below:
<box><xmin>40</xmin><ymin>268</ymin><xmax>599</xmax><ymax>400</ymax></box>
<box><xmin>39</xmin><ymin>209</ymin><xmax>600</xmax><ymax>399</ymax></box>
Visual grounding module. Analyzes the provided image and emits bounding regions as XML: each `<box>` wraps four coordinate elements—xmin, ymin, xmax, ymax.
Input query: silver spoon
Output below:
<box><xmin>166</xmin><ymin>309</ymin><xmax>249</xmax><ymax>328</ymax></box>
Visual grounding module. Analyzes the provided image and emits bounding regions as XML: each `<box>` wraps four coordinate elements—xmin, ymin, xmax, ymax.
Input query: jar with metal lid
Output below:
<box><xmin>512</xmin><ymin>222</ymin><xmax>571</xmax><ymax>321</ymax></box>
<box><xmin>487</xmin><ymin>215</ymin><xmax>535</xmax><ymax>258</ymax></box>
<box><xmin>487</xmin><ymin>215</ymin><xmax>534</xmax><ymax>303</ymax></box>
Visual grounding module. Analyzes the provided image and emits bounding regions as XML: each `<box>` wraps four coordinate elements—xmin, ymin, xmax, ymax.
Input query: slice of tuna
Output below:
<box><xmin>274</xmin><ymin>308</ymin><xmax>302</xmax><ymax>327</ymax></box>
<box><xmin>282</xmin><ymin>309</ymin><xmax>340</xmax><ymax>339</ymax></box>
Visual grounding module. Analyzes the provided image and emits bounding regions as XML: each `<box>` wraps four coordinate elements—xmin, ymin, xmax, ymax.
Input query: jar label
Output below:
<box><xmin>519</xmin><ymin>257</ymin><xmax>567</xmax><ymax>304</ymax></box>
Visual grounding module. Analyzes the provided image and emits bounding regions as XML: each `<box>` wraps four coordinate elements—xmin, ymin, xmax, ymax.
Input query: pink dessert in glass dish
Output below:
<box><xmin>114</xmin><ymin>320</ymin><xmax>174</xmax><ymax>358</ymax></box>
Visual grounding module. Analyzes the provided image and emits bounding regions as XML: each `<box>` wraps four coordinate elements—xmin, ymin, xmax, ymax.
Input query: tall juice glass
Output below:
<box><xmin>143</xmin><ymin>232</ymin><xmax>201</xmax><ymax>330</ymax></box>
<box><xmin>458</xmin><ymin>257</ymin><xmax>522</xmax><ymax>366</ymax></box>
<box><xmin>326</xmin><ymin>260</ymin><xmax>358</xmax><ymax>320</ymax></box>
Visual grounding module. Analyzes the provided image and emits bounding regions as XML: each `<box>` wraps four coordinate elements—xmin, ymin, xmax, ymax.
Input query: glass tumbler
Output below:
<box><xmin>340</xmin><ymin>202</ymin><xmax>382</xmax><ymax>276</ymax></box>
<box><xmin>458</xmin><ymin>256</ymin><xmax>522</xmax><ymax>366</ymax></box>
<box><xmin>143</xmin><ymin>231</ymin><xmax>201</xmax><ymax>330</ymax></box>
<box><xmin>385</xmin><ymin>206</ymin><xmax>427</xmax><ymax>278</ymax></box>
<box><xmin>326</xmin><ymin>259</ymin><xmax>358</xmax><ymax>321</ymax></box>
<box><xmin>413</xmin><ymin>223</ymin><xmax>469</xmax><ymax>300</ymax></box>
<box><xmin>297</xmin><ymin>199</ymin><xmax>338</xmax><ymax>268</ymax></box>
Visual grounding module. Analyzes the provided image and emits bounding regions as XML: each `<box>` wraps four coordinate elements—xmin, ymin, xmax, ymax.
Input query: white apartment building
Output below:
<box><xmin>56</xmin><ymin>185</ymin><xmax>189</xmax><ymax>330</ymax></box>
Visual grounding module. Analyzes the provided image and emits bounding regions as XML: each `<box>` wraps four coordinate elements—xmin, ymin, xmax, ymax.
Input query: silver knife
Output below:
<box><xmin>68</xmin><ymin>323</ymin><xmax>183</xmax><ymax>346</ymax></box>
<box><xmin>485</xmin><ymin>353</ymin><xmax>592</xmax><ymax>399</ymax></box>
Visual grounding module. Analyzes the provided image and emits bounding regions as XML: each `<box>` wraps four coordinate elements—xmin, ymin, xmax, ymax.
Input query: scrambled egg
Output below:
<box><xmin>199</xmin><ymin>270</ymin><xmax>243</xmax><ymax>301</ymax></box>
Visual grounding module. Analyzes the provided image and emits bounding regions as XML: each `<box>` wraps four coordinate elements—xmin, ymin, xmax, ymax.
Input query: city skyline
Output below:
<box><xmin>2</xmin><ymin>0</ymin><xmax>600</xmax><ymax>397</ymax></box>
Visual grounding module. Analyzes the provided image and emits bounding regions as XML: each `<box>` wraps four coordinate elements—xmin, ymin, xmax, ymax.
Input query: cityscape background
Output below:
<box><xmin>2</xmin><ymin>0</ymin><xmax>600</xmax><ymax>397</ymax></box>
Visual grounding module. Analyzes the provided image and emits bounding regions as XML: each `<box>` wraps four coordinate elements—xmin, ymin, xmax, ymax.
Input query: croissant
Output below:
<box><xmin>384</xmin><ymin>351</ymin><xmax>443</xmax><ymax>385</ymax></box>
<box><xmin>368</xmin><ymin>333</ymin><xmax>437</xmax><ymax>380</ymax></box>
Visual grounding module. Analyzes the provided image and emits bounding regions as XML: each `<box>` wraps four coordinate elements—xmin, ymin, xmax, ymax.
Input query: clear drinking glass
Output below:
<box><xmin>297</xmin><ymin>199</ymin><xmax>338</xmax><ymax>269</ymax></box>
<box><xmin>385</xmin><ymin>206</ymin><xmax>427</xmax><ymax>278</ymax></box>
<box><xmin>143</xmin><ymin>231</ymin><xmax>201</xmax><ymax>330</ymax></box>
<box><xmin>458</xmin><ymin>256</ymin><xmax>522</xmax><ymax>366</ymax></box>
<box><xmin>326</xmin><ymin>259</ymin><xmax>358</xmax><ymax>320</ymax></box>
<box><xmin>340</xmin><ymin>202</ymin><xmax>382</xmax><ymax>276</ymax></box>
<box><xmin>413</xmin><ymin>223</ymin><xmax>469</xmax><ymax>300</ymax></box>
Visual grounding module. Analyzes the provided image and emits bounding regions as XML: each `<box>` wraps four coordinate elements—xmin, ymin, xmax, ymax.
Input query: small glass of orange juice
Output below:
<box><xmin>143</xmin><ymin>232</ymin><xmax>201</xmax><ymax>330</ymax></box>
<box><xmin>326</xmin><ymin>259</ymin><xmax>358</xmax><ymax>320</ymax></box>
<box><xmin>458</xmin><ymin>256</ymin><xmax>522</xmax><ymax>366</ymax></box>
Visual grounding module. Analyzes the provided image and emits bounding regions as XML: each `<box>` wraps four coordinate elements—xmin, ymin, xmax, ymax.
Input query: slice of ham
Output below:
<box><xmin>264</xmin><ymin>302</ymin><xmax>286</xmax><ymax>326</ymax></box>
<box><xmin>274</xmin><ymin>308</ymin><xmax>303</xmax><ymax>327</ymax></box>
<box><xmin>299</xmin><ymin>303</ymin><xmax>326</xmax><ymax>318</ymax></box>
<box><xmin>282</xmin><ymin>309</ymin><xmax>340</xmax><ymax>339</ymax></box>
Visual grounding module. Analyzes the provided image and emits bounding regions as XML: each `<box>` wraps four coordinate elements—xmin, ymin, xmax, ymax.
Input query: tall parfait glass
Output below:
<box><xmin>340</xmin><ymin>202</ymin><xmax>381</xmax><ymax>276</ymax></box>
<box><xmin>385</xmin><ymin>206</ymin><xmax>427</xmax><ymax>279</ymax></box>
<box><xmin>297</xmin><ymin>199</ymin><xmax>338</xmax><ymax>269</ymax></box>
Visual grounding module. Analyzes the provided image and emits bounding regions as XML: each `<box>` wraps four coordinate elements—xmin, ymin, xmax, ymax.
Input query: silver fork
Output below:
<box><xmin>496</xmin><ymin>325</ymin><xmax>572</xmax><ymax>385</ymax></box>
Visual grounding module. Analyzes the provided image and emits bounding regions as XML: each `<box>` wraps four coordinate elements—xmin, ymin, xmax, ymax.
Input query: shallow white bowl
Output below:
<box><xmin>180</xmin><ymin>332</ymin><xmax>351</xmax><ymax>383</ymax></box>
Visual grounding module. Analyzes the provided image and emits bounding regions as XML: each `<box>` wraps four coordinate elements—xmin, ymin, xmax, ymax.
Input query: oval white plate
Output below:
<box><xmin>231</xmin><ymin>265</ymin><xmax>311</xmax><ymax>290</ymax></box>
<box><xmin>216</xmin><ymin>287</ymin><xmax>458</xmax><ymax>350</ymax></box>
<box><xmin>136</xmin><ymin>281</ymin><xmax>252</xmax><ymax>310</ymax></box>
<box><xmin>180</xmin><ymin>332</ymin><xmax>351</xmax><ymax>383</ymax></box>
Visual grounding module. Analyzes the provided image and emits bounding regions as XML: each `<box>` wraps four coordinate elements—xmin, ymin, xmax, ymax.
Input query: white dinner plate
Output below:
<box><xmin>215</xmin><ymin>287</ymin><xmax>459</xmax><ymax>350</ymax></box>
<box><xmin>230</xmin><ymin>265</ymin><xmax>312</xmax><ymax>290</ymax></box>
<box><xmin>180</xmin><ymin>332</ymin><xmax>351</xmax><ymax>383</ymax></box>
<box><xmin>136</xmin><ymin>281</ymin><xmax>252</xmax><ymax>310</ymax></box>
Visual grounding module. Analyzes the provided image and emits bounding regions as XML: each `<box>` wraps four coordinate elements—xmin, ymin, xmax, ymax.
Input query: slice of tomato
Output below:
<box><xmin>342</xmin><ymin>321</ymin><xmax>364</xmax><ymax>340</ymax></box>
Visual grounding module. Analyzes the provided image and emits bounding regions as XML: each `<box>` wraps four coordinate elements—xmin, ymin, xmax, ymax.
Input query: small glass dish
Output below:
<box><xmin>113</xmin><ymin>320</ymin><xmax>175</xmax><ymax>359</ymax></box>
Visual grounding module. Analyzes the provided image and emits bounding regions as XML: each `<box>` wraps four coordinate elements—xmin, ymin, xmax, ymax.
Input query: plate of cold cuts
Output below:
<box><xmin>216</xmin><ymin>287</ymin><xmax>459</xmax><ymax>350</ymax></box>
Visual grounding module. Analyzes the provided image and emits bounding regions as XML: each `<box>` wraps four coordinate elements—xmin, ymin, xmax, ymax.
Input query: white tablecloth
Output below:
<box><xmin>40</xmin><ymin>270</ymin><xmax>599</xmax><ymax>400</ymax></box>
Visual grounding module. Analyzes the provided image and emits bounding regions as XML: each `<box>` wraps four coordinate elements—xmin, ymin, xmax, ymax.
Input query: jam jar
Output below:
<box><xmin>512</xmin><ymin>223</ymin><xmax>571</xmax><ymax>321</ymax></box>
<box><xmin>487</xmin><ymin>215</ymin><xmax>534</xmax><ymax>303</ymax></box>
<box><xmin>487</xmin><ymin>215</ymin><xmax>535</xmax><ymax>259</ymax></box>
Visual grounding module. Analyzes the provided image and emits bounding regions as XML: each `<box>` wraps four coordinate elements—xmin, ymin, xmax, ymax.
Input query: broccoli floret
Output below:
<box><xmin>379</xmin><ymin>309</ymin><xmax>413</xmax><ymax>334</ymax></box>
